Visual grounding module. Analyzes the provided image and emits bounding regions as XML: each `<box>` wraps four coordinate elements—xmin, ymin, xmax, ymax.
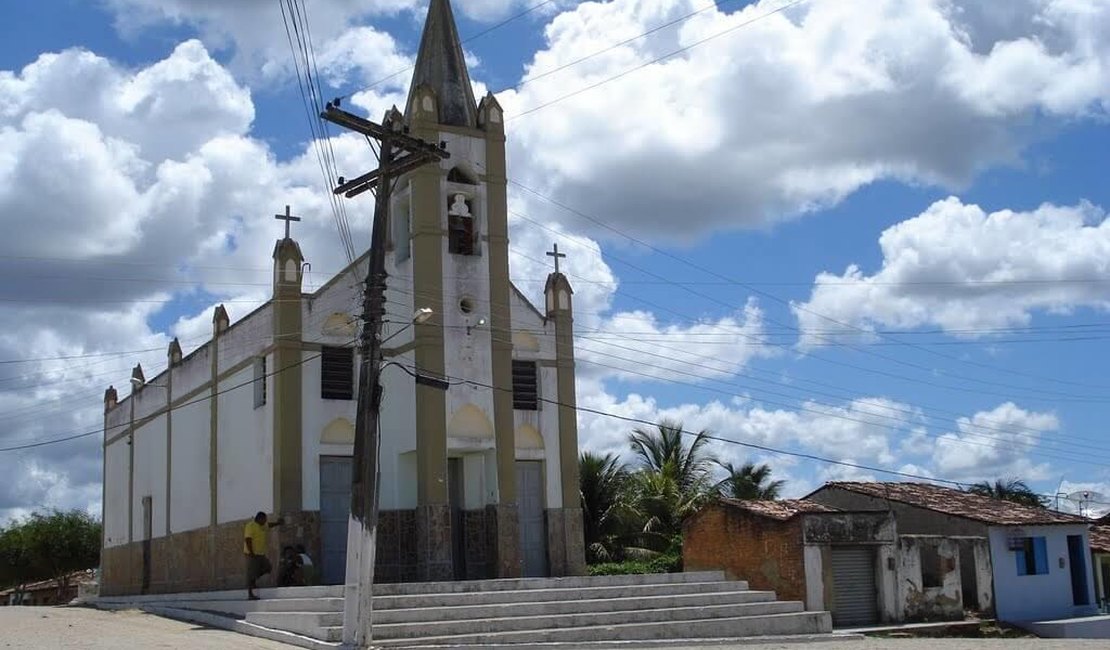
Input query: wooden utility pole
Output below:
<box><xmin>320</xmin><ymin>102</ymin><xmax>448</xmax><ymax>647</ymax></box>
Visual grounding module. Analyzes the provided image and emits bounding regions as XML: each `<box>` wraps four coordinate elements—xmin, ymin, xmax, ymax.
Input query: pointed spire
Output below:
<box><xmin>168</xmin><ymin>338</ymin><xmax>183</xmax><ymax>367</ymax></box>
<box><xmin>405</xmin><ymin>0</ymin><xmax>478</xmax><ymax>128</ymax></box>
<box><xmin>104</xmin><ymin>385</ymin><xmax>118</xmax><ymax>412</ymax></box>
<box><xmin>130</xmin><ymin>364</ymin><xmax>146</xmax><ymax>389</ymax></box>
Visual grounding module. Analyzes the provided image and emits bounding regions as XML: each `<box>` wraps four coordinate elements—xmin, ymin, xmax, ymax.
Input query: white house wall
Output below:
<box><xmin>103</xmin><ymin>438</ymin><xmax>130</xmax><ymax>548</ymax></box>
<box><xmin>132</xmin><ymin>413</ymin><xmax>167</xmax><ymax>541</ymax></box>
<box><xmin>170</xmin><ymin>398</ymin><xmax>210</xmax><ymax>533</ymax></box>
<box><xmin>216</xmin><ymin>366</ymin><xmax>272</xmax><ymax>522</ymax></box>
<box><xmin>989</xmin><ymin>524</ymin><xmax>1096</xmax><ymax>621</ymax></box>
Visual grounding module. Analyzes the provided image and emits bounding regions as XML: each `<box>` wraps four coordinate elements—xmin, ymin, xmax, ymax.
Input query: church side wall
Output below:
<box><xmin>217</xmin><ymin>305</ymin><xmax>272</xmax><ymax>373</ymax></box>
<box><xmin>173</xmin><ymin>345</ymin><xmax>211</xmax><ymax>397</ymax></box>
<box><xmin>170</xmin><ymin>398</ymin><xmax>210</xmax><ymax>533</ymax></box>
<box><xmin>132</xmin><ymin>413</ymin><xmax>168</xmax><ymax>541</ymax></box>
<box><xmin>216</xmin><ymin>365</ymin><xmax>272</xmax><ymax>522</ymax></box>
<box><xmin>103</xmin><ymin>438</ymin><xmax>130</xmax><ymax>547</ymax></box>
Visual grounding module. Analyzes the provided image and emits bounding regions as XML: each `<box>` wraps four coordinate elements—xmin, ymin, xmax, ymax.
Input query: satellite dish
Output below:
<box><xmin>1065</xmin><ymin>490</ymin><xmax>1106</xmax><ymax>518</ymax></box>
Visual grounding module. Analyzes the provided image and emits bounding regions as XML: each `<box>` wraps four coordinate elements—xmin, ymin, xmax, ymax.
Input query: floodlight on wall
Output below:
<box><xmin>466</xmin><ymin>317</ymin><xmax>487</xmax><ymax>336</ymax></box>
<box><xmin>383</xmin><ymin>307</ymin><xmax>434</xmax><ymax>344</ymax></box>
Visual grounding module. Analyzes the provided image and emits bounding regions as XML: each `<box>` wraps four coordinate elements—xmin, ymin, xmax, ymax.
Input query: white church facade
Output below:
<box><xmin>99</xmin><ymin>0</ymin><xmax>585</xmax><ymax>595</ymax></box>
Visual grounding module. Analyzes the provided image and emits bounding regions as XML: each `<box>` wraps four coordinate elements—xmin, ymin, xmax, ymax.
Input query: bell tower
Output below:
<box><xmin>390</xmin><ymin>0</ymin><xmax>521</xmax><ymax>580</ymax></box>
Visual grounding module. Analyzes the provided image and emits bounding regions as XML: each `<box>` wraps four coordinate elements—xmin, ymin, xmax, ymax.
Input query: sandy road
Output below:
<box><xmin>2</xmin><ymin>607</ymin><xmax>1108</xmax><ymax>649</ymax></box>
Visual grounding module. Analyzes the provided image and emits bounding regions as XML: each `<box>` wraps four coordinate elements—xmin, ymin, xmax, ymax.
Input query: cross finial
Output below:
<box><xmin>546</xmin><ymin>242</ymin><xmax>566</xmax><ymax>275</ymax></box>
<box><xmin>275</xmin><ymin>205</ymin><xmax>301</xmax><ymax>240</ymax></box>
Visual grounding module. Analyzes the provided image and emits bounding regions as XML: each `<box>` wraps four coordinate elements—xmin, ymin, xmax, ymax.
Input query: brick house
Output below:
<box><xmin>683</xmin><ymin>499</ymin><xmax>899</xmax><ymax>626</ymax></box>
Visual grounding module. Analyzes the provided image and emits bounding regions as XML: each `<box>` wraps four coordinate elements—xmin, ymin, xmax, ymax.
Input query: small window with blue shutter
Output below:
<box><xmin>1016</xmin><ymin>536</ymin><xmax>1049</xmax><ymax>575</ymax></box>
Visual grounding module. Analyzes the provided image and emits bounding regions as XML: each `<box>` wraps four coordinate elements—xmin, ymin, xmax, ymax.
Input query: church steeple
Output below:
<box><xmin>405</xmin><ymin>0</ymin><xmax>478</xmax><ymax>128</ymax></box>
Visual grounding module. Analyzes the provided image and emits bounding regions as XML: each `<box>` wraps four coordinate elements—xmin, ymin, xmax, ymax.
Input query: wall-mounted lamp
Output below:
<box><xmin>384</xmin><ymin>307</ymin><xmax>434</xmax><ymax>344</ymax></box>
<box><xmin>466</xmin><ymin>317</ymin><xmax>487</xmax><ymax>336</ymax></box>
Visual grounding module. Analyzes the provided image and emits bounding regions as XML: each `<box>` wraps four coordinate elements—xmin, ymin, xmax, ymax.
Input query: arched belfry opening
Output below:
<box><xmin>447</xmin><ymin>166</ymin><xmax>478</xmax><ymax>185</ymax></box>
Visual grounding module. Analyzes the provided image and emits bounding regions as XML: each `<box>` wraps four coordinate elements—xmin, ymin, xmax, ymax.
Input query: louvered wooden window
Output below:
<box><xmin>321</xmin><ymin>346</ymin><xmax>354</xmax><ymax>400</ymax></box>
<box><xmin>512</xmin><ymin>360</ymin><xmax>538</xmax><ymax>410</ymax></box>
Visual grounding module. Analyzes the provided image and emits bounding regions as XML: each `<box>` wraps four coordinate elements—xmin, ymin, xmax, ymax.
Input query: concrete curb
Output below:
<box><xmin>95</xmin><ymin>602</ymin><xmax>346</xmax><ymax>650</ymax></box>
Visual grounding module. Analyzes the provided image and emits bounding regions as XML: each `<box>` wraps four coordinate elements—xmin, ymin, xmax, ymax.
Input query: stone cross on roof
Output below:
<box><xmin>275</xmin><ymin>205</ymin><xmax>301</xmax><ymax>240</ymax></box>
<box><xmin>546</xmin><ymin>243</ymin><xmax>566</xmax><ymax>275</ymax></box>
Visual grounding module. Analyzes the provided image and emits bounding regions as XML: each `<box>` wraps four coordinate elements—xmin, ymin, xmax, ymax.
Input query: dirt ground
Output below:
<box><xmin>2</xmin><ymin>607</ymin><xmax>1109</xmax><ymax>649</ymax></box>
<box><xmin>0</xmin><ymin>607</ymin><xmax>293</xmax><ymax>649</ymax></box>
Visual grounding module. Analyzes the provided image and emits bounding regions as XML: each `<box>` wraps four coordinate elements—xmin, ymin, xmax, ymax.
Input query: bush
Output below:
<box><xmin>587</xmin><ymin>554</ymin><xmax>681</xmax><ymax>576</ymax></box>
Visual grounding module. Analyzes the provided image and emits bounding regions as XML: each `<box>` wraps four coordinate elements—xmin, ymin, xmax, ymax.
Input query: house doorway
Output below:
<box><xmin>1068</xmin><ymin>535</ymin><xmax>1090</xmax><ymax>606</ymax></box>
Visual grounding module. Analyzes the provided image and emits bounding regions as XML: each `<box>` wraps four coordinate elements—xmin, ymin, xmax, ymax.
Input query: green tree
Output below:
<box><xmin>0</xmin><ymin>525</ymin><xmax>34</xmax><ymax>599</ymax></box>
<box><xmin>5</xmin><ymin>510</ymin><xmax>101</xmax><ymax>601</ymax></box>
<box><xmin>715</xmin><ymin>460</ymin><xmax>785</xmax><ymax>500</ymax></box>
<box><xmin>628</xmin><ymin>419</ymin><xmax>714</xmax><ymax>494</ymax></box>
<box><xmin>966</xmin><ymin>479</ymin><xmax>1046</xmax><ymax>508</ymax></box>
<box><xmin>626</xmin><ymin>420</ymin><xmax>715</xmax><ymax>551</ymax></box>
<box><xmin>579</xmin><ymin>452</ymin><xmax>630</xmax><ymax>563</ymax></box>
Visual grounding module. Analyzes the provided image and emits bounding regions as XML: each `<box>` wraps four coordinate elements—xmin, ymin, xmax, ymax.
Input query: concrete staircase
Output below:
<box><xmin>96</xmin><ymin>571</ymin><xmax>832</xmax><ymax>648</ymax></box>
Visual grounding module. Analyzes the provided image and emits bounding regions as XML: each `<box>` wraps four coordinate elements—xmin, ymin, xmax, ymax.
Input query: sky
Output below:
<box><xmin>1</xmin><ymin>0</ymin><xmax>1110</xmax><ymax>525</ymax></box>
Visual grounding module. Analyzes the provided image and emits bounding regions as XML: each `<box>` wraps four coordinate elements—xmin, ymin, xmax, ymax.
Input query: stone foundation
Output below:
<box><xmin>100</xmin><ymin>511</ymin><xmax>321</xmax><ymax>597</ymax></box>
<box><xmin>546</xmin><ymin>507</ymin><xmax>587</xmax><ymax>577</ymax></box>
<box><xmin>101</xmin><ymin>505</ymin><xmax>572</xmax><ymax>595</ymax></box>
<box><xmin>489</xmin><ymin>504</ymin><xmax>522</xmax><ymax>578</ymax></box>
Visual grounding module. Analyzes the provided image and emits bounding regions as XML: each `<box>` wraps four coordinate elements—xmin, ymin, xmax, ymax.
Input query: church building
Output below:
<box><xmin>99</xmin><ymin>0</ymin><xmax>585</xmax><ymax>595</ymax></box>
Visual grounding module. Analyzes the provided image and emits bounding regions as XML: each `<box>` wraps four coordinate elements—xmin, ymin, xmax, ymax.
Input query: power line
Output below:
<box><xmin>0</xmin><ymin>338</ymin><xmax>353</xmax><ymax>453</ymax></box>
<box><xmin>389</xmin><ymin>360</ymin><xmax>1110</xmax><ymax>508</ymax></box>
<box><xmin>509</xmin><ymin>0</ymin><xmax>809</xmax><ymax>120</ymax></box>
<box><xmin>506</xmin><ymin>180</ymin><xmax>1110</xmax><ymax>395</ymax></box>
<box><xmin>334</xmin><ymin>0</ymin><xmax>556</xmax><ymax>101</ymax></box>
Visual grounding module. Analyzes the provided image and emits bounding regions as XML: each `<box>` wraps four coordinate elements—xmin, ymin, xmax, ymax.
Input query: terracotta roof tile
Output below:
<box><xmin>822</xmin><ymin>482</ymin><xmax>1087</xmax><ymax>526</ymax></box>
<box><xmin>719</xmin><ymin>498</ymin><xmax>840</xmax><ymax>521</ymax></box>
<box><xmin>1090</xmin><ymin>525</ymin><xmax>1110</xmax><ymax>554</ymax></box>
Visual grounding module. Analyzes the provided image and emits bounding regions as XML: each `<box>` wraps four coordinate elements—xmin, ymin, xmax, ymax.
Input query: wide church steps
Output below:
<box><xmin>95</xmin><ymin>571</ymin><xmax>835</xmax><ymax>648</ymax></box>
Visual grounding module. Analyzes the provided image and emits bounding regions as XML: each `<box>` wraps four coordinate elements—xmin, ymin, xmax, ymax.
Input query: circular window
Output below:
<box><xmin>459</xmin><ymin>297</ymin><xmax>474</xmax><ymax>314</ymax></box>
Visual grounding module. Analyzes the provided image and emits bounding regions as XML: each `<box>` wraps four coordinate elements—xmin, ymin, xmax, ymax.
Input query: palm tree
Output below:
<box><xmin>579</xmin><ymin>452</ymin><xmax>630</xmax><ymax>562</ymax></box>
<box><xmin>628</xmin><ymin>419</ymin><xmax>714</xmax><ymax>493</ymax></box>
<box><xmin>715</xmin><ymin>460</ymin><xmax>785</xmax><ymax>500</ymax></box>
<box><xmin>625</xmin><ymin>420</ymin><xmax>715</xmax><ymax>550</ymax></box>
<box><xmin>966</xmin><ymin>478</ymin><xmax>1046</xmax><ymax>508</ymax></box>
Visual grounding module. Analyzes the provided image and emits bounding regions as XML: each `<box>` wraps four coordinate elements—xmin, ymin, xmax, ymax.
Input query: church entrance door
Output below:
<box><xmin>319</xmin><ymin>456</ymin><xmax>353</xmax><ymax>585</ymax></box>
<box><xmin>516</xmin><ymin>461</ymin><xmax>548</xmax><ymax>577</ymax></box>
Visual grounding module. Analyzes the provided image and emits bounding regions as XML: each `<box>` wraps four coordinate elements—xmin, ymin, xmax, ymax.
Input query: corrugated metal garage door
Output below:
<box><xmin>831</xmin><ymin>546</ymin><xmax>878</xmax><ymax>626</ymax></box>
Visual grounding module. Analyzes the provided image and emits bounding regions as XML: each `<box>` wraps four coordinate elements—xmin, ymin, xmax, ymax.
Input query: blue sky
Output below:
<box><xmin>2</xmin><ymin>0</ymin><xmax>1110</xmax><ymax>522</ymax></box>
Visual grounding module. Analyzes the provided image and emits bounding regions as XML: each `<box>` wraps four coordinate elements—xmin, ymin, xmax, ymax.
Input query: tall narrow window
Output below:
<box><xmin>512</xmin><ymin>360</ymin><xmax>538</xmax><ymax>410</ymax></box>
<box><xmin>253</xmin><ymin>357</ymin><xmax>266</xmax><ymax>408</ymax></box>
<box><xmin>321</xmin><ymin>346</ymin><xmax>354</xmax><ymax>400</ymax></box>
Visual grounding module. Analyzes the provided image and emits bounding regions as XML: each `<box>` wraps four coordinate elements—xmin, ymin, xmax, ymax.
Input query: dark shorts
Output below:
<box><xmin>246</xmin><ymin>554</ymin><xmax>272</xmax><ymax>583</ymax></box>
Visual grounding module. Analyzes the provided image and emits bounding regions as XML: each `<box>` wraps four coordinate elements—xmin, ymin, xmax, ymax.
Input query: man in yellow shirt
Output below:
<box><xmin>244</xmin><ymin>511</ymin><xmax>284</xmax><ymax>600</ymax></box>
